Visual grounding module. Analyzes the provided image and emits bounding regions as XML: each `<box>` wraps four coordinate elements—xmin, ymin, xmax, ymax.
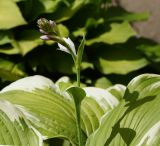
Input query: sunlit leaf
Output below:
<box><xmin>93</xmin><ymin>46</ymin><xmax>149</xmax><ymax>74</ymax></box>
<box><xmin>0</xmin><ymin>76</ymin><xmax>84</xmax><ymax>145</ymax></box>
<box><xmin>12</xmin><ymin>30</ymin><xmax>42</xmax><ymax>55</ymax></box>
<box><xmin>107</xmin><ymin>84</ymin><xmax>126</xmax><ymax>100</ymax></box>
<box><xmin>0</xmin><ymin>58</ymin><xmax>26</xmax><ymax>81</ymax></box>
<box><xmin>0</xmin><ymin>75</ymin><xmax>121</xmax><ymax>145</ymax></box>
<box><xmin>86</xmin><ymin>21</ymin><xmax>136</xmax><ymax>45</ymax></box>
<box><xmin>0</xmin><ymin>31</ymin><xmax>13</xmax><ymax>45</ymax></box>
<box><xmin>106</xmin><ymin>7</ymin><xmax>150</xmax><ymax>22</ymax></box>
<box><xmin>94</xmin><ymin>77</ymin><xmax>112</xmax><ymax>89</ymax></box>
<box><xmin>86</xmin><ymin>74</ymin><xmax>160</xmax><ymax>146</ymax></box>
<box><xmin>0</xmin><ymin>0</ymin><xmax>26</xmax><ymax>29</ymax></box>
<box><xmin>0</xmin><ymin>100</ymin><xmax>41</xmax><ymax>145</ymax></box>
<box><xmin>50</xmin><ymin>0</ymin><xmax>87</xmax><ymax>22</ymax></box>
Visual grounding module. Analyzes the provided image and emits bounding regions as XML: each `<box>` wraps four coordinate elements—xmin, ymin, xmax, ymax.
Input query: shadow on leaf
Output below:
<box><xmin>105</xmin><ymin>89</ymin><xmax>156</xmax><ymax>146</ymax></box>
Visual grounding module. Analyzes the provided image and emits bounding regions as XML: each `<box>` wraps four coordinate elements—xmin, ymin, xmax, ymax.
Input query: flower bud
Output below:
<box><xmin>49</xmin><ymin>20</ymin><xmax>56</xmax><ymax>28</ymax></box>
<box><xmin>40</xmin><ymin>35</ymin><xmax>50</xmax><ymax>40</ymax></box>
<box><xmin>37</xmin><ymin>18</ymin><xmax>59</xmax><ymax>36</ymax></box>
<box><xmin>37</xmin><ymin>18</ymin><xmax>50</xmax><ymax>34</ymax></box>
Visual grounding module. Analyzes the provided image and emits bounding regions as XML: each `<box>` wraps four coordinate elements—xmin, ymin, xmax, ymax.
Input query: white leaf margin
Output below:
<box><xmin>1</xmin><ymin>75</ymin><xmax>56</xmax><ymax>93</ymax></box>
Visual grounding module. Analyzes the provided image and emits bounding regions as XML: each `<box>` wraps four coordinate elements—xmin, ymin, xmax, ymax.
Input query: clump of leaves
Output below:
<box><xmin>0</xmin><ymin>0</ymin><xmax>158</xmax><ymax>87</ymax></box>
<box><xmin>0</xmin><ymin>16</ymin><xmax>160</xmax><ymax>146</ymax></box>
<box><xmin>0</xmin><ymin>70</ymin><xmax>160</xmax><ymax>146</ymax></box>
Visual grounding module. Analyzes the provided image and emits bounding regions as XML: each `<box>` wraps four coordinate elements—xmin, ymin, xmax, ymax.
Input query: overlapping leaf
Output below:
<box><xmin>86</xmin><ymin>74</ymin><xmax>160</xmax><ymax>146</ymax></box>
<box><xmin>0</xmin><ymin>75</ymin><xmax>121</xmax><ymax>145</ymax></box>
<box><xmin>0</xmin><ymin>100</ymin><xmax>41</xmax><ymax>145</ymax></box>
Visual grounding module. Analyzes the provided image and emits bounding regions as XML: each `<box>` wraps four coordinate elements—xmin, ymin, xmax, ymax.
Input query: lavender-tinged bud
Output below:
<box><xmin>37</xmin><ymin>18</ymin><xmax>59</xmax><ymax>36</ymax></box>
<box><xmin>49</xmin><ymin>20</ymin><xmax>60</xmax><ymax>35</ymax></box>
<box><xmin>37</xmin><ymin>18</ymin><xmax>77</xmax><ymax>60</ymax></box>
<box><xmin>37</xmin><ymin>18</ymin><xmax>50</xmax><ymax>34</ymax></box>
<box><xmin>40</xmin><ymin>35</ymin><xmax>50</xmax><ymax>40</ymax></box>
<box><xmin>49</xmin><ymin>20</ymin><xmax>56</xmax><ymax>28</ymax></box>
<box><xmin>37</xmin><ymin>18</ymin><xmax>48</xmax><ymax>28</ymax></box>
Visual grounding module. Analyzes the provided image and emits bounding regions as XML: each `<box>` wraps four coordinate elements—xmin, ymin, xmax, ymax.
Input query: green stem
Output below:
<box><xmin>62</xmin><ymin>38</ymin><xmax>83</xmax><ymax>146</ymax></box>
<box><xmin>77</xmin><ymin>66</ymin><xmax>80</xmax><ymax>87</ymax></box>
<box><xmin>76</xmin><ymin>66</ymin><xmax>83</xmax><ymax>146</ymax></box>
<box><xmin>73</xmin><ymin>55</ymin><xmax>83</xmax><ymax>146</ymax></box>
<box><xmin>74</xmin><ymin>74</ymin><xmax>83</xmax><ymax>146</ymax></box>
<box><xmin>76</xmin><ymin>104</ymin><xmax>83</xmax><ymax>146</ymax></box>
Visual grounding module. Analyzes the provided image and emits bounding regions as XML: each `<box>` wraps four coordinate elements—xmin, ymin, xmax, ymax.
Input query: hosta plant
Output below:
<box><xmin>0</xmin><ymin>19</ymin><xmax>160</xmax><ymax>146</ymax></box>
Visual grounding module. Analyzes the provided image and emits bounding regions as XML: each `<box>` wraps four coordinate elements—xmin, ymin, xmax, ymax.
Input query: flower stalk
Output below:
<box><xmin>37</xmin><ymin>18</ymin><xmax>85</xmax><ymax>146</ymax></box>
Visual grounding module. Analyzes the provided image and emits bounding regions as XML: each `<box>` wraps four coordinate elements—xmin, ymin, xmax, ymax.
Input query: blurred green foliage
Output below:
<box><xmin>0</xmin><ymin>0</ymin><xmax>159</xmax><ymax>87</ymax></box>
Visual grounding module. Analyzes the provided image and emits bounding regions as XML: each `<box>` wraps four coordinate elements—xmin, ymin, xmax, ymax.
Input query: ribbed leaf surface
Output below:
<box><xmin>0</xmin><ymin>100</ymin><xmax>40</xmax><ymax>145</ymax></box>
<box><xmin>0</xmin><ymin>75</ymin><xmax>121</xmax><ymax>145</ymax></box>
<box><xmin>86</xmin><ymin>74</ymin><xmax>160</xmax><ymax>146</ymax></box>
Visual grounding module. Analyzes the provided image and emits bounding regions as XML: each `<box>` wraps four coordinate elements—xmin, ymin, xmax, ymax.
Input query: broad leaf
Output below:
<box><xmin>0</xmin><ymin>100</ymin><xmax>41</xmax><ymax>145</ymax></box>
<box><xmin>0</xmin><ymin>75</ymin><xmax>121</xmax><ymax>145</ymax></box>
<box><xmin>72</xmin><ymin>17</ymin><xmax>104</xmax><ymax>37</ymax></box>
<box><xmin>0</xmin><ymin>58</ymin><xmax>26</xmax><ymax>81</ymax></box>
<box><xmin>86</xmin><ymin>21</ymin><xmax>136</xmax><ymax>45</ymax></box>
<box><xmin>0</xmin><ymin>31</ymin><xmax>13</xmax><ymax>45</ymax></box>
<box><xmin>58</xmin><ymin>24</ymin><xmax>69</xmax><ymax>37</ymax></box>
<box><xmin>107</xmin><ymin>84</ymin><xmax>126</xmax><ymax>100</ymax></box>
<box><xmin>0</xmin><ymin>25</ymin><xmax>69</xmax><ymax>56</ymax></box>
<box><xmin>0</xmin><ymin>75</ymin><xmax>79</xmax><ymax>145</ymax></box>
<box><xmin>17</xmin><ymin>0</ymin><xmax>61</xmax><ymax>21</ymax></box>
<box><xmin>93</xmin><ymin>46</ymin><xmax>149</xmax><ymax>74</ymax></box>
<box><xmin>0</xmin><ymin>44</ymin><xmax>19</xmax><ymax>55</ymax></box>
<box><xmin>82</xmin><ymin>87</ymin><xmax>120</xmax><ymax>136</ymax></box>
<box><xmin>55</xmin><ymin>76</ymin><xmax>73</xmax><ymax>92</ymax></box>
<box><xmin>12</xmin><ymin>30</ymin><xmax>43</xmax><ymax>55</ymax></box>
<box><xmin>94</xmin><ymin>77</ymin><xmax>112</xmax><ymax>89</ymax></box>
<box><xmin>50</xmin><ymin>0</ymin><xmax>86</xmax><ymax>22</ymax></box>
<box><xmin>106</xmin><ymin>7</ymin><xmax>149</xmax><ymax>22</ymax></box>
<box><xmin>44</xmin><ymin>76</ymin><xmax>120</xmax><ymax>138</ymax></box>
<box><xmin>138</xmin><ymin>43</ymin><xmax>160</xmax><ymax>62</ymax></box>
<box><xmin>0</xmin><ymin>0</ymin><xmax>26</xmax><ymax>29</ymax></box>
<box><xmin>38</xmin><ymin>0</ymin><xmax>61</xmax><ymax>13</ymax></box>
<box><xmin>0</xmin><ymin>31</ymin><xmax>18</xmax><ymax>55</ymax></box>
<box><xmin>86</xmin><ymin>74</ymin><xmax>160</xmax><ymax>146</ymax></box>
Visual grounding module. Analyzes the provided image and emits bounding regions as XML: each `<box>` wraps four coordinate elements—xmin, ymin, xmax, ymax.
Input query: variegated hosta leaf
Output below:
<box><xmin>81</xmin><ymin>87</ymin><xmax>121</xmax><ymax>137</ymax></box>
<box><xmin>86</xmin><ymin>74</ymin><xmax>160</xmax><ymax>146</ymax></box>
<box><xmin>55</xmin><ymin>76</ymin><xmax>123</xmax><ymax>137</ymax></box>
<box><xmin>0</xmin><ymin>75</ymin><xmax>78</xmax><ymax>145</ymax></box>
<box><xmin>0</xmin><ymin>75</ymin><xmax>122</xmax><ymax>145</ymax></box>
<box><xmin>0</xmin><ymin>100</ymin><xmax>41</xmax><ymax>145</ymax></box>
<box><xmin>55</xmin><ymin>77</ymin><xmax>123</xmax><ymax>137</ymax></box>
<box><xmin>107</xmin><ymin>84</ymin><xmax>126</xmax><ymax>100</ymax></box>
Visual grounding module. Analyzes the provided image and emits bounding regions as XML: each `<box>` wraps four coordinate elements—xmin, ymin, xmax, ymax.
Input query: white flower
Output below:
<box><xmin>58</xmin><ymin>37</ymin><xmax>76</xmax><ymax>56</ymax></box>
